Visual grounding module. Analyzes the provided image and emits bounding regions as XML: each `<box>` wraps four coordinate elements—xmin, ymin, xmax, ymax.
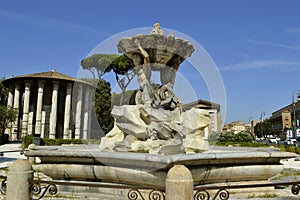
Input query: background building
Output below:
<box><xmin>222</xmin><ymin>121</ymin><xmax>250</xmax><ymax>134</ymax></box>
<box><xmin>269</xmin><ymin>96</ymin><xmax>300</xmax><ymax>137</ymax></box>
<box><xmin>183</xmin><ymin>99</ymin><xmax>222</xmax><ymax>133</ymax></box>
<box><xmin>3</xmin><ymin>70</ymin><xmax>96</xmax><ymax>140</ymax></box>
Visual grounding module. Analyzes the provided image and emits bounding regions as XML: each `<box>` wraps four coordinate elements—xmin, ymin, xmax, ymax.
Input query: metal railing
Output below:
<box><xmin>0</xmin><ymin>150</ymin><xmax>26</xmax><ymax>157</ymax></box>
<box><xmin>0</xmin><ymin>175</ymin><xmax>6</xmax><ymax>196</ymax></box>
<box><xmin>194</xmin><ymin>181</ymin><xmax>300</xmax><ymax>200</ymax></box>
<box><xmin>28</xmin><ymin>179</ymin><xmax>165</xmax><ymax>200</ymax></box>
<box><xmin>0</xmin><ymin>175</ymin><xmax>300</xmax><ymax>200</ymax></box>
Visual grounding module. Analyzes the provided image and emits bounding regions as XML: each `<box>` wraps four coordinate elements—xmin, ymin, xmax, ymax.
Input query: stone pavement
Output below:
<box><xmin>1</xmin><ymin>142</ymin><xmax>300</xmax><ymax>199</ymax></box>
<box><xmin>0</xmin><ymin>141</ymin><xmax>26</xmax><ymax>168</ymax></box>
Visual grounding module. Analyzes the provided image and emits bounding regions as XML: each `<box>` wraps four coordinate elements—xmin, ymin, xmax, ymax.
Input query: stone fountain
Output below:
<box><xmin>25</xmin><ymin>24</ymin><xmax>296</xmax><ymax>197</ymax></box>
<box><xmin>99</xmin><ymin>23</ymin><xmax>209</xmax><ymax>155</ymax></box>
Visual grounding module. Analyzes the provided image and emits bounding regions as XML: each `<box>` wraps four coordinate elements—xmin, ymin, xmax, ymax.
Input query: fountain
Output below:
<box><xmin>25</xmin><ymin>24</ymin><xmax>296</xmax><ymax>197</ymax></box>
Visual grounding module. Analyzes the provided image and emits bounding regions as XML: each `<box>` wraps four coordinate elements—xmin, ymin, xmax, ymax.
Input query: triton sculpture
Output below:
<box><xmin>100</xmin><ymin>23</ymin><xmax>210</xmax><ymax>154</ymax></box>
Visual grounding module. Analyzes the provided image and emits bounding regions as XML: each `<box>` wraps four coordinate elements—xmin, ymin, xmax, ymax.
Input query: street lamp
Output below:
<box><xmin>292</xmin><ymin>89</ymin><xmax>300</xmax><ymax>139</ymax></box>
<box><xmin>260</xmin><ymin>112</ymin><xmax>265</xmax><ymax>138</ymax></box>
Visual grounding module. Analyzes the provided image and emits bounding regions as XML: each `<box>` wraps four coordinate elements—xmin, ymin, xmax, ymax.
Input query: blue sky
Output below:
<box><xmin>1</xmin><ymin>0</ymin><xmax>300</xmax><ymax>124</ymax></box>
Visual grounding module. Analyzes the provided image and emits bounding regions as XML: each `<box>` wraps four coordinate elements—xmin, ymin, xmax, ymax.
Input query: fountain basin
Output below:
<box><xmin>25</xmin><ymin>145</ymin><xmax>296</xmax><ymax>187</ymax></box>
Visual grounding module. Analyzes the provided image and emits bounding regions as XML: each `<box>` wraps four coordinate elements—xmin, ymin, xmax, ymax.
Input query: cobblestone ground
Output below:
<box><xmin>1</xmin><ymin>142</ymin><xmax>300</xmax><ymax>199</ymax></box>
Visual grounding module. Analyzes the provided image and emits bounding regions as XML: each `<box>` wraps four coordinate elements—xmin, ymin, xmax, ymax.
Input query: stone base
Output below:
<box><xmin>26</xmin><ymin>145</ymin><xmax>297</xmax><ymax>188</ymax></box>
<box><xmin>100</xmin><ymin>105</ymin><xmax>211</xmax><ymax>154</ymax></box>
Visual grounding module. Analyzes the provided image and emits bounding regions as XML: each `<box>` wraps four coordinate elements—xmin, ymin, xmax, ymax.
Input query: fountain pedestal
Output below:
<box><xmin>26</xmin><ymin>145</ymin><xmax>296</xmax><ymax>188</ymax></box>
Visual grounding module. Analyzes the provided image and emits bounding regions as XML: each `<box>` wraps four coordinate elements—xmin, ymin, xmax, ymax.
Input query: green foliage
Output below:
<box><xmin>111</xmin><ymin>90</ymin><xmax>137</xmax><ymax>106</ymax></box>
<box><xmin>22</xmin><ymin>134</ymin><xmax>33</xmax><ymax>149</ymax></box>
<box><xmin>234</xmin><ymin>132</ymin><xmax>254</xmax><ymax>142</ymax></box>
<box><xmin>80</xmin><ymin>78</ymin><xmax>114</xmax><ymax>133</ymax></box>
<box><xmin>22</xmin><ymin>135</ymin><xmax>84</xmax><ymax>148</ymax></box>
<box><xmin>106</xmin><ymin>55</ymin><xmax>133</xmax><ymax>75</ymax></box>
<box><xmin>0</xmin><ymin>105</ymin><xmax>17</xmax><ymax>143</ymax></box>
<box><xmin>279</xmin><ymin>145</ymin><xmax>300</xmax><ymax>154</ymax></box>
<box><xmin>216</xmin><ymin>141</ymin><xmax>268</xmax><ymax>147</ymax></box>
<box><xmin>81</xmin><ymin>54</ymin><xmax>119</xmax><ymax>78</ymax></box>
<box><xmin>218</xmin><ymin>132</ymin><xmax>235</xmax><ymax>142</ymax></box>
<box><xmin>42</xmin><ymin>138</ymin><xmax>83</xmax><ymax>146</ymax></box>
<box><xmin>217</xmin><ymin>132</ymin><xmax>253</xmax><ymax>143</ymax></box>
<box><xmin>0</xmin><ymin>78</ymin><xmax>8</xmax><ymax>106</ymax></box>
<box><xmin>94</xmin><ymin>79</ymin><xmax>114</xmax><ymax>133</ymax></box>
<box><xmin>0</xmin><ymin>78</ymin><xmax>16</xmax><ymax>143</ymax></box>
<box><xmin>254</xmin><ymin>119</ymin><xmax>271</xmax><ymax>138</ymax></box>
<box><xmin>208</xmin><ymin>132</ymin><xmax>221</xmax><ymax>143</ymax></box>
<box><xmin>106</xmin><ymin>55</ymin><xmax>135</xmax><ymax>106</ymax></box>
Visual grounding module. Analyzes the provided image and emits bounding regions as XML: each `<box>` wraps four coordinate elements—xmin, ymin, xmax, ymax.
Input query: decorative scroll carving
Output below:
<box><xmin>128</xmin><ymin>189</ymin><xmax>145</xmax><ymax>200</ymax></box>
<box><xmin>0</xmin><ymin>179</ymin><xmax>6</xmax><ymax>195</ymax></box>
<box><xmin>148</xmin><ymin>189</ymin><xmax>165</xmax><ymax>200</ymax></box>
<box><xmin>194</xmin><ymin>190</ymin><xmax>210</xmax><ymax>200</ymax></box>
<box><xmin>194</xmin><ymin>189</ymin><xmax>230</xmax><ymax>200</ymax></box>
<box><xmin>292</xmin><ymin>184</ymin><xmax>300</xmax><ymax>195</ymax></box>
<box><xmin>127</xmin><ymin>189</ymin><xmax>165</xmax><ymax>200</ymax></box>
<box><xmin>30</xmin><ymin>183</ymin><xmax>57</xmax><ymax>200</ymax></box>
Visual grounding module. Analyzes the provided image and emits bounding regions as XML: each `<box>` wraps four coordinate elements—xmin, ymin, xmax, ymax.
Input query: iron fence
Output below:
<box><xmin>28</xmin><ymin>179</ymin><xmax>165</xmax><ymax>200</ymax></box>
<box><xmin>194</xmin><ymin>181</ymin><xmax>300</xmax><ymax>200</ymax></box>
<box><xmin>0</xmin><ymin>150</ymin><xmax>26</xmax><ymax>157</ymax></box>
<box><xmin>0</xmin><ymin>175</ymin><xmax>300</xmax><ymax>200</ymax></box>
<box><xmin>0</xmin><ymin>175</ymin><xmax>6</xmax><ymax>196</ymax></box>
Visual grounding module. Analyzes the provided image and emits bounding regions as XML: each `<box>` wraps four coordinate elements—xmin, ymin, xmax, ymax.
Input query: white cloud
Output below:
<box><xmin>245</xmin><ymin>38</ymin><xmax>300</xmax><ymax>51</ymax></box>
<box><xmin>221</xmin><ymin>59</ymin><xmax>300</xmax><ymax>72</ymax></box>
<box><xmin>0</xmin><ymin>9</ymin><xmax>105</xmax><ymax>35</ymax></box>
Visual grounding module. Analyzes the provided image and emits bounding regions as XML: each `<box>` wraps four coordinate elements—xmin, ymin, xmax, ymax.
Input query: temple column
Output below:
<box><xmin>35</xmin><ymin>81</ymin><xmax>45</xmax><ymax>137</ymax></box>
<box><xmin>5</xmin><ymin>86</ymin><xmax>14</xmax><ymax>136</ymax></box>
<box><xmin>83</xmin><ymin>87</ymin><xmax>90</xmax><ymax>139</ymax></box>
<box><xmin>7</xmin><ymin>85</ymin><xmax>14</xmax><ymax>108</ymax></box>
<box><xmin>49</xmin><ymin>81</ymin><xmax>59</xmax><ymax>139</ymax></box>
<box><xmin>63</xmin><ymin>83</ymin><xmax>72</xmax><ymax>139</ymax></box>
<box><xmin>88</xmin><ymin>89</ymin><xmax>94</xmax><ymax>138</ymax></box>
<box><xmin>12</xmin><ymin>83</ymin><xmax>20</xmax><ymax>140</ymax></box>
<box><xmin>21</xmin><ymin>82</ymin><xmax>31</xmax><ymax>138</ymax></box>
<box><xmin>75</xmin><ymin>84</ymin><xmax>83</xmax><ymax>139</ymax></box>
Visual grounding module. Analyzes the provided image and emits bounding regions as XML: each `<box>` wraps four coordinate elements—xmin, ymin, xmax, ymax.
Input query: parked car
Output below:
<box><xmin>284</xmin><ymin>138</ymin><xmax>297</xmax><ymax>145</ymax></box>
<box><xmin>269</xmin><ymin>137</ymin><xmax>279</xmax><ymax>144</ymax></box>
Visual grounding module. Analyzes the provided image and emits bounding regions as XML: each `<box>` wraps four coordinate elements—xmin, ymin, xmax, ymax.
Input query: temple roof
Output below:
<box><xmin>3</xmin><ymin>70</ymin><xmax>95</xmax><ymax>87</ymax></box>
<box><xmin>183</xmin><ymin>99</ymin><xmax>220</xmax><ymax>112</ymax></box>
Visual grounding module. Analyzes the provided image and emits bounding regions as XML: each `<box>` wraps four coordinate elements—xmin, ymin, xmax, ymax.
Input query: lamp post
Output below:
<box><xmin>249</xmin><ymin>117</ymin><xmax>253</xmax><ymax>136</ymax></box>
<box><xmin>292</xmin><ymin>89</ymin><xmax>300</xmax><ymax>139</ymax></box>
<box><xmin>260</xmin><ymin>112</ymin><xmax>265</xmax><ymax>138</ymax></box>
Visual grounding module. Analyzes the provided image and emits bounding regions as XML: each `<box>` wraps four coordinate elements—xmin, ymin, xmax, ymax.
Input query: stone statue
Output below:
<box><xmin>151</xmin><ymin>22</ymin><xmax>164</xmax><ymax>35</ymax></box>
<box><xmin>100</xmin><ymin>23</ymin><xmax>210</xmax><ymax>154</ymax></box>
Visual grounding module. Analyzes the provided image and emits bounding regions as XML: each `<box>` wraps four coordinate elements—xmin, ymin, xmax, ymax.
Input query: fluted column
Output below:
<box><xmin>7</xmin><ymin>85</ymin><xmax>14</xmax><ymax>108</ymax></box>
<box><xmin>21</xmin><ymin>82</ymin><xmax>31</xmax><ymax>138</ymax></box>
<box><xmin>49</xmin><ymin>82</ymin><xmax>59</xmax><ymax>139</ymax></box>
<box><xmin>88</xmin><ymin>90</ymin><xmax>94</xmax><ymax>137</ymax></box>
<box><xmin>63</xmin><ymin>83</ymin><xmax>72</xmax><ymax>139</ymax></box>
<box><xmin>75</xmin><ymin>84</ymin><xmax>83</xmax><ymax>139</ymax></box>
<box><xmin>5</xmin><ymin>86</ymin><xmax>14</xmax><ymax>136</ymax></box>
<box><xmin>11</xmin><ymin>83</ymin><xmax>20</xmax><ymax>140</ymax></box>
<box><xmin>35</xmin><ymin>81</ymin><xmax>45</xmax><ymax>137</ymax></box>
<box><xmin>83</xmin><ymin>87</ymin><xmax>90</xmax><ymax>139</ymax></box>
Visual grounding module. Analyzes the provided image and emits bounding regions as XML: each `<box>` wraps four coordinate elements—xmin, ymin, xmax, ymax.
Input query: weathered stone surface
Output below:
<box><xmin>182</xmin><ymin>107</ymin><xmax>210</xmax><ymax>153</ymax></box>
<box><xmin>99</xmin><ymin>125</ymin><xmax>124</xmax><ymax>152</ymax></box>
<box><xmin>7</xmin><ymin>159</ymin><xmax>33</xmax><ymax>200</ymax></box>
<box><xmin>27</xmin><ymin>145</ymin><xmax>296</xmax><ymax>187</ymax></box>
<box><xmin>111</xmin><ymin>105</ymin><xmax>147</xmax><ymax>139</ymax></box>
<box><xmin>97</xmin><ymin>28</ymin><xmax>210</xmax><ymax>154</ymax></box>
<box><xmin>166</xmin><ymin>165</ymin><xmax>193</xmax><ymax>200</ymax></box>
<box><xmin>100</xmin><ymin>104</ymin><xmax>210</xmax><ymax>154</ymax></box>
<box><xmin>182</xmin><ymin>108</ymin><xmax>210</xmax><ymax>133</ymax></box>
